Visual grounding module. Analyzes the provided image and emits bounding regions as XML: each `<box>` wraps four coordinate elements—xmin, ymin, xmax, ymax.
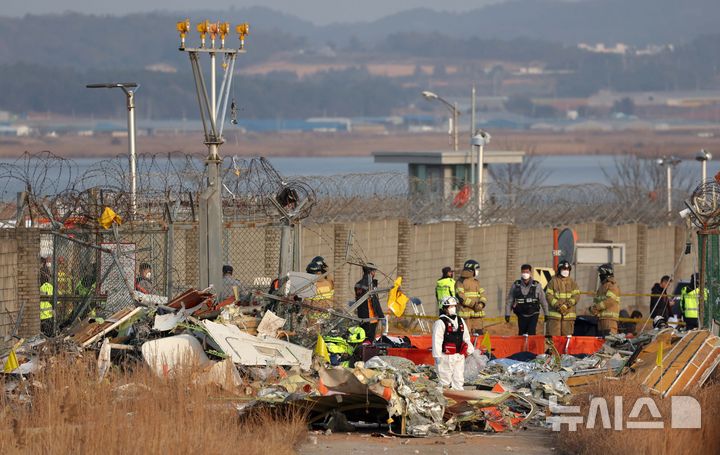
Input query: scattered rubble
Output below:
<box><xmin>3</xmin><ymin>285</ymin><xmax>719</xmax><ymax>437</ymax></box>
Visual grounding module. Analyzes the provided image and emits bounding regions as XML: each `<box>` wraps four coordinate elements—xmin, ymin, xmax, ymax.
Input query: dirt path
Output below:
<box><xmin>298</xmin><ymin>428</ymin><xmax>556</xmax><ymax>455</ymax></box>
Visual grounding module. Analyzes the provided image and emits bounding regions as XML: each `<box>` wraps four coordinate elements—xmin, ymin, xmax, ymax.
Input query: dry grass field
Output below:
<box><xmin>0</xmin><ymin>356</ymin><xmax>308</xmax><ymax>454</ymax></box>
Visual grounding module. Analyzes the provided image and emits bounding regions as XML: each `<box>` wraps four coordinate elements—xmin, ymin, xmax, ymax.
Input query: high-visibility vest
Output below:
<box><xmin>308</xmin><ymin>279</ymin><xmax>334</xmax><ymax>301</ymax></box>
<box><xmin>435</xmin><ymin>277</ymin><xmax>456</xmax><ymax>307</ymax></box>
<box><xmin>40</xmin><ymin>282</ymin><xmax>54</xmax><ymax>320</ymax></box>
<box><xmin>682</xmin><ymin>287</ymin><xmax>708</xmax><ymax>319</ymax></box>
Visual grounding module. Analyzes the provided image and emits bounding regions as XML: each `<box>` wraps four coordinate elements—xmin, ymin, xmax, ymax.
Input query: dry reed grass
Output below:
<box><xmin>555</xmin><ymin>378</ymin><xmax>720</xmax><ymax>455</ymax></box>
<box><xmin>0</xmin><ymin>355</ymin><xmax>308</xmax><ymax>455</ymax></box>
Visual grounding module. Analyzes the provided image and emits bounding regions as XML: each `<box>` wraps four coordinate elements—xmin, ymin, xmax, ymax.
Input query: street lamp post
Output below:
<box><xmin>695</xmin><ymin>149</ymin><xmax>712</xmax><ymax>184</ymax></box>
<box><xmin>656</xmin><ymin>156</ymin><xmax>682</xmax><ymax>215</ymax></box>
<box><xmin>471</xmin><ymin>130</ymin><xmax>491</xmax><ymax>224</ymax></box>
<box><xmin>86</xmin><ymin>82</ymin><xmax>138</xmax><ymax>216</ymax></box>
<box><xmin>422</xmin><ymin>90</ymin><xmax>459</xmax><ymax>152</ymax></box>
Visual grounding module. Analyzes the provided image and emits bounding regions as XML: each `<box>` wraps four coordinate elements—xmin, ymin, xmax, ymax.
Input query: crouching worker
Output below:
<box><xmin>432</xmin><ymin>296</ymin><xmax>474</xmax><ymax>390</ymax></box>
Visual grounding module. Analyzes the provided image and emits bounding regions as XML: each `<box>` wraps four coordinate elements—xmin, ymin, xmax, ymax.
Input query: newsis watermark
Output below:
<box><xmin>547</xmin><ymin>395</ymin><xmax>701</xmax><ymax>431</ymax></box>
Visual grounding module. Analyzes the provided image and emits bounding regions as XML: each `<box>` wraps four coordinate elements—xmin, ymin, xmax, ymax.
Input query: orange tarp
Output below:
<box><xmin>392</xmin><ymin>334</ymin><xmax>604</xmax><ymax>365</ymax></box>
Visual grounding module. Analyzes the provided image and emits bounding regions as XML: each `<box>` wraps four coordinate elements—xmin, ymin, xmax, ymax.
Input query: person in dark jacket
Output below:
<box><xmin>650</xmin><ymin>275</ymin><xmax>672</xmax><ymax>319</ymax></box>
<box><xmin>354</xmin><ymin>262</ymin><xmax>384</xmax><ymax>340</ymax></box>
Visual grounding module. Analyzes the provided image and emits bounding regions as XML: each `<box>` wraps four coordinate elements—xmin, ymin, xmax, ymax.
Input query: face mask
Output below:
<box><xmin>473</xmin><ymin>270</ymin><xmax>479</xmax><ymax>278</ymax></box>
<box><xmin>560</xmin><ymin>270</ymin><xmax>570</xmax><ymax>278</ymax></box>
<box><xmin>145</xmin><ymin>272</ymin><xmax>152</xmax><ymax>279</ymax></box>
<box><xmin>447</xmin><ymin>306</ymin><xmax>457</xmax><ymax>316</ymax></box>
<box><xmin>521</xmin><ymin>272</ymin><xmax>531</xmax><ymax>280</ymax></box>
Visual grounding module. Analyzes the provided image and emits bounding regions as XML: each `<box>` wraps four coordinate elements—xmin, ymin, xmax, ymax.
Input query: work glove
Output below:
<box><xmin>505</xmin><ymin>315</ymin><xmax>510</xmax><ymax>323</ymax></box>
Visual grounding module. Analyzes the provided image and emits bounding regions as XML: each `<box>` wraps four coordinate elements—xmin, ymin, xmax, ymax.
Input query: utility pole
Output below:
<box><xmin>177</xmin><ymin>19</ymin><xmax>249</xmax><ymax>290</ymax></box>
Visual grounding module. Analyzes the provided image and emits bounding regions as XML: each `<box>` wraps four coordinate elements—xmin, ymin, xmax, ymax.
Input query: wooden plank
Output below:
<box><xmin>69</xmin><ymin>307</ymin><xmax>140</xmax><ymax>346</ymax></box>
<box><xmin>642</xmin><ymin>330</ymin><xmax>710</xmax><ymax>395</ymax></box>
<box><xmin>669</xmin><ymin>336</ymin><xmax>720</xmax><ymax>395</ymax></box>
<box><xmin>80</xmin><ymin>307</ymin><xmax>144</xmax><ymax>347</ymax></box>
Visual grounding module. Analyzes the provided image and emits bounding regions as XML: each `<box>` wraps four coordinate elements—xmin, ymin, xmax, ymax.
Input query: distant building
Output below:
<box><xmin>373</xmin><ymin>150</ymin><xmax>524</xmax><ymax>200</ymax></box>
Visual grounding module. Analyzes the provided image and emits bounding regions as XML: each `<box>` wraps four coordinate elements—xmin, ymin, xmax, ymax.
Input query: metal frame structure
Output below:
<box><xmin>178</xmin><ymin>20</ymin><xmax>249</xmax><ymax>290</ymax></box>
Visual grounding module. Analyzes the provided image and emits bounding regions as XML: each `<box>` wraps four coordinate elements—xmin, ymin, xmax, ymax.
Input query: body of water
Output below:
<box><xmin>0</xmin><ymin>154</ymin><xmax>716</xmax><ymax>197</ymax></box>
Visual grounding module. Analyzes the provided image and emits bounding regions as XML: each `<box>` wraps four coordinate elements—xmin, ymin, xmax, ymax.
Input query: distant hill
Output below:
<box><xmin>319</xmin><ymin>0</ymin><xmax>720</xmax><ymax>45</ymax></box>
<box><xmin>0</xmin><ymin>9</ymin><xmax>305</xmax><ymax>70</ymax></box>
<box><xmin>0</xmin><ymin>1</ymin><xmax>717</xmax><ymax>72</ymax></box>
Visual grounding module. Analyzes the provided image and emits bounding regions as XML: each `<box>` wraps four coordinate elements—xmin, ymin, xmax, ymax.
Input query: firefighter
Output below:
<box><xmin>455</xmin><ymin>259</ymin><xmax>487</xmax><ymax>334</ymax></box>
<box><xmin>545</xmin><ymin>260</ymin><xmax>581</xmax><ymax>336</ymax></box>
<box><xmin>355</xmin><ymin>262</ymin><xmax>384</xmax><ymax>341</ymax></box>
<box><xmin>680</xmin><ymin>273</ymin><xmax>707</xmax><ymax>331</ymax></box>
<box><xmin>435</xmin><ymin>266</ymin><xmax>456</xmax><ymax>314</ymax></box>
<box><xmin>505</xmin><ymin>264</ymin><xmax>549</xmax><ymax>335</ymax></box>
<box><xmin>306</xmin><ymin>256</ymin><xmax>335</xmax><ymax>310</ymax></box>
<box><xmin>590</xmin><ymin>263</ymin><xmax>621</xmax><ymax>336</ymax></box>
<box><xmin>432</xmin><ymin>296</ymin><xmax>474</xmax><ymax>390</ymax></box>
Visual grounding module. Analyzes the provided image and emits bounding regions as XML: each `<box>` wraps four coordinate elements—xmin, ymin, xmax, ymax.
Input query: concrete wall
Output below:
<box><xmin>0</xmin><ymin>229</ymin><xmax>40</xmax><ymax>345</ymax></box>
<box><xmin>301</xmin><ymin>220</ymin><xmax>694</xmax><ymax>319</ymax></box>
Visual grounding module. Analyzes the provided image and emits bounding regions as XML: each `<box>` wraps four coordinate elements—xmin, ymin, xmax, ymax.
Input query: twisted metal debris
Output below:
<box><xmin>0</xmin><ymin>151</ymin><xmax>691</xmax><ymax>227</ymax></box>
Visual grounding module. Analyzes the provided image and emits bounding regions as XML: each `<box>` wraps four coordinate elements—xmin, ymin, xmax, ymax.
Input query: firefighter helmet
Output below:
<box><xmin>597</xmin><ymin>263</ymin><xmax>614</xmax><ymax>277</ymax></box>
<box><xmin>306</xmin><ymin>262</ymin><xmax>322</xmax><ymax>274</ymax></box>
<box><xmin>308</xmin><ymin>255</ymin><xmax>328</xmax><ymax>273</ymax></box>
<box><xmin>558</xmin><ymin>260</ymin><xmax>572</xmax><ymax>272</ymax></box>
<box><xmin>463</xmin><ymin>259</ymin><xmax>480</xmax><ymax>271</ymax></box>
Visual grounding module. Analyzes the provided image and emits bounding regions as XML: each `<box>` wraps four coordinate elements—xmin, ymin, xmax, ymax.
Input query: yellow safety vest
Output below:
<box><xmin>435</xmin><ymin>277</ymin><xmax>456</xmax><ymax>307</ymax></box>
<box><xmin>40</xmin><ymin>282</ymin><xmax>54</xmax><ymax>320</ymax></box>
<box><xmin>309</xmin><ymin>285</ymin><xmax>335</xmax><ymax>301</ymax></box>
<box><xmin>682</xmin><ymin>287</ymin><xmax>707</xmax><ymax>319</ymax></box>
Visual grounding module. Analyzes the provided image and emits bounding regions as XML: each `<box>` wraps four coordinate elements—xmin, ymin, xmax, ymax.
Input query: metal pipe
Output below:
<box><xmin>126</xmin><ymin>89</ymin><xmax>137</xmax><ymax>217</ymax></box>
<box><xmin>667</xmin><ymin>163</ymin><xmax>672</xmax><ymax>214</ymax></box>
<box><xmin>453</xmin><ymin>101</ymin><xmax>458</xmax><ymax>152</ymax></box>
<box><xmin>477</xmin><ymin>143</ymin><xmax>484</xmax><ymax>219</ymax></box>
<box><xmin>211</xmin><ymin>51</ymin><xmax>216</xmax><ymax>128</ymax></box>
<box><xmin>470</xmin><ymin>86</ymin><xmax>476</xmax><ymax>184</ymax></box>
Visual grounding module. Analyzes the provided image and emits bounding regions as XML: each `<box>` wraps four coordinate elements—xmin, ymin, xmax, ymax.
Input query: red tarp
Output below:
<box><xmin>388</xmin><ymin>334</ymin><xmax>605</xmax><ymax>365</ymax></box>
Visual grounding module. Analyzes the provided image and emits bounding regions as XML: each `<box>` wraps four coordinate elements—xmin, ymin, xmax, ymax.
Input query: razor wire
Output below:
<box><xmin>0</xmin><ymin>151</ymin><xmax>695</xmax><ymax>228</ymax></box>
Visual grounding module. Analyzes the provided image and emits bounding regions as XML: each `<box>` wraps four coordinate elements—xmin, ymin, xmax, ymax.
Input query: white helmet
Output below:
<box><xmin>441</xmin><ymin>296</ymin><xmax>458</xmax><ymax>307</ymax></box>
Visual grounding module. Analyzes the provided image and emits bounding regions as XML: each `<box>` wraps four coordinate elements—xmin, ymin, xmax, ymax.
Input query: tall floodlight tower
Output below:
<box><xmin>177</xmin><ymin>19</ymin><xmax>250</xmax><ymax>290</ymax></box>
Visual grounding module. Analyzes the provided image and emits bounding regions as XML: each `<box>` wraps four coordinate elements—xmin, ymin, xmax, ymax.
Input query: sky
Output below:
<box><xmin>6</xmin><ymin>0</ymin><xmax>501</xmax><ymax>24</ymax></box>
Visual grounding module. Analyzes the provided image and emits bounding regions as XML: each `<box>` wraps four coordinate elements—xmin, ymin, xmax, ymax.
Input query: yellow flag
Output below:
<box><xmin>98</xmin><ymin>207</ymin><xmax>123</xmax><ymax>229</ymax></box>
<box><xmin>481</xmin><ymin>332</ymin><xmax>492</xmax><ymax>354</ymax></box>
<box><xmin>3</xmin><ymin>348</ymin><xmax>19</xmax><ymax>373</ymax></box>
<box><xmin>314</xmin><ymin>335</ymin><xmax>330</xmax><ymax>364</ymax></box>
<box><xmin>387</xmin><ymin>277</ymin><xmax>409</xmax><ymax>317</ymax></box>
<box><xmin>656</xmin><ymin>341</ymin><xmax>664</xmax><ymax>368</ymax></box>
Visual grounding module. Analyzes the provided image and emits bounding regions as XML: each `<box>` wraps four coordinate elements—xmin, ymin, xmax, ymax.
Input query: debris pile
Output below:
<box><xmin>3</xmin><ymin>285</ymin><xmax>719</xmax><ymax>437</ymax></box>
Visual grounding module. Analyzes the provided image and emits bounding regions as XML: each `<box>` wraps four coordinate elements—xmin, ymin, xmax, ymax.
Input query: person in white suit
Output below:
<box><xmin>432</xmin><ymin>296</ymin><xmax>474</xmax><ymax>390</ymax></box>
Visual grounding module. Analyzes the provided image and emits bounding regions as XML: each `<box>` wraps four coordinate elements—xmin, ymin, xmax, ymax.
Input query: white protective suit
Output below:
<box><xmin>432</xmin><ymin>314</ymin><xmax>474</xmax><ymax>390</ymax></box>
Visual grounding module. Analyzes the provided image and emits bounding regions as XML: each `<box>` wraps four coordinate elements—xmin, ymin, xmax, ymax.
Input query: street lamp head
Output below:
<box><xmin>421</xmin><ymin>91</ymin><xmax>438</xmax><ymax>101</ymax></box>
<box><xmin>695</xmin><ymin>149</ymin><xmax>712</xmax><ymax>162</ymax></box>
<box><xmin>86</xmin><ymin>82</ymin><xmax>138</xmax><ymax>89</ymax></box>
